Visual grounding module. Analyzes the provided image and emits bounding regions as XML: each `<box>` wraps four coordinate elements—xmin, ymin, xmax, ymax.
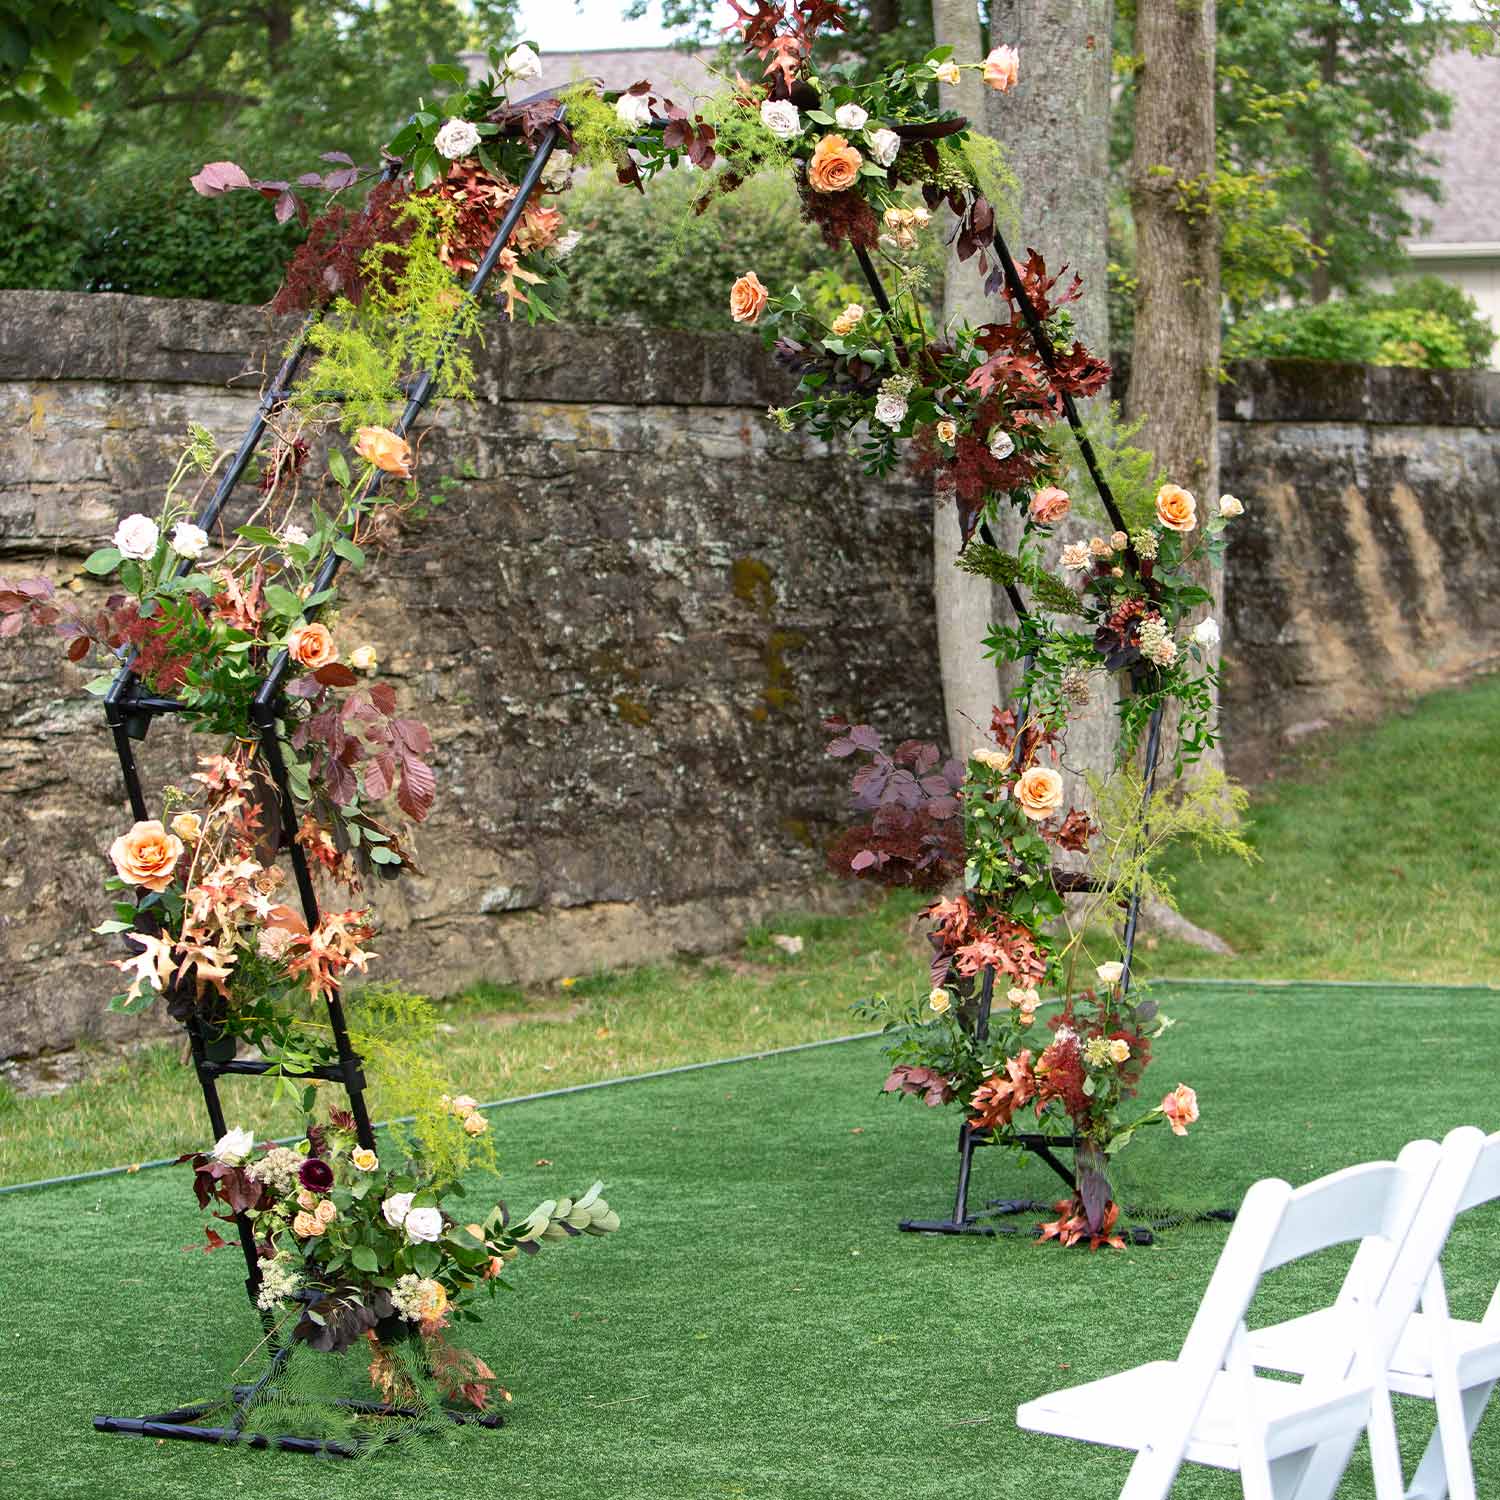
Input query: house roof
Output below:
<box><xmin>1410</xmin><ymin>48</ymin><xmax>1500</xmax><ymax>246</ymax></box>
<box><xmin>459</xmin><ymin>46</ymin><xmax>723</xmax><ymax>101</ymax></box>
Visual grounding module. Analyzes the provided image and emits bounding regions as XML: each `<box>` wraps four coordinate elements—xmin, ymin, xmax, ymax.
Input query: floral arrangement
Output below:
<box><xmin>685</xmin><ymin>3</ymin><xmax>1252</xmax><ymax>1244</ymax></box>
<box><xmin>186</xmin><ymin>1105</ymin><xmax>619</xmax><ymax>1410</ymax></box>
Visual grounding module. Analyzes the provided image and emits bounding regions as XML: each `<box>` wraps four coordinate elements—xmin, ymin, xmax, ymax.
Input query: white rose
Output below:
<box><xmin>867</xmin><ymin>128</ymin><xmax>900</xmax><ymax>167</ymax></box>
<box><xmin>281</xmin><ymin>524</ymin><xmax>309</xmax><ymax>548</ymax></box>
<box><xmin>759</xmin><ymin>99</ymin><xmax>801</xmax><ymax>139</ymax></box>
<box><xmin>835</xmin><ymin>103</ymin><xmax>868</xmax><ymax>131</ymax></box>
<box><xmin>432</xmin><ymin>117</ymin><xmax>481</xmax><ymax>161</ymax></box>
<box><xmin>874</xmin><ymin>392</ymin><xmax>908</xmax><ymax>428</ymax></box>
<box><xmin>113</xmin><ymin>513</ymin><xmax>160</xmax><ymax>561</ymax></box>
<box><xmin>1193</xmin><ymin>617</ymin><xmax>1221</xmax><ymax>647</ymax></box>
<box><xmin>382</xmin><ymin>1191</ymin><xmax>415</xmax><ymax>1228</ymax></box>
<box><xmin>934</xmin><ymin>60</ymin><xmax>961</xmax><ymax>86</ymax></box>
<box><xmin>170</xmin><ymin>522</ymin><xmax>208</xmax><ymax>560</ymax></box>
<box><xmin>404</xmin><ymin>1206</ymin><xmax>444</xmax><ymax>1243</ymax></box>
<box><xmin>1096</xmin><ymin>961</ymin><xmax>1125</xmax><ymax>985</ymax></box>
<box><xmin>988</xmin><ymin>429</ymin><xmax>1015</xmax><ymax>461</ymax></box>
<box><xmin>506</xmin><ymin>43</ymin><xmax>542</xmax><ymax>81</ymax></box>
<box><xmin>213</xmin><ymin>1127</ymin><xmax>255</xmax><ymax>1166</ymax></box>
<box><xmin>616</xmin><ymin>92</ymin><xmax>654</xmax><ymax>128</ymax></box>
<box><xmin>554</xmin><ymin>229</ymin><xmax>581</xmax><ymax>258</ymax></box>
<box><xmin>1218</xmin><ymin>494</ymin><xmax>1245</xmax><ymax>518</ymax></box>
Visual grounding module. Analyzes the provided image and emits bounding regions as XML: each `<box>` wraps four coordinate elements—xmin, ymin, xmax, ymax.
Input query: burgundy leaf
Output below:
<box><xmin>323</xmin><ymin>167</ymin><xmax>360</xmax><ymax>191</ymax></box>
<box><xmin>326</xmin><ymin>757</ymin><xmax>357</xmax><ymax>806</ymax></box>
<box><xmin>369</xmin><ymin>681</ymin><xmax>398</xmax><ymax>716</ymax></box>
<box><xmin>850</xmin><ymin>850</ymin><xmax>880</xmax><ymax>872</ymax></box>
<box><xmin>848</xmin><ymin>724</ymin><xmax>882</xmax><ymax>751</ymax></box>
<box><xmin>320</xmin><ymin>150</ymin><xmax>355</xmax><ymax>166</ymax></box>
<box><xmin>389</xmin><ymin>717</ymin><xmax>432</xmax><ymax>755</ymax></box>
<box><xmin>826</xmin><ymin>737</ymin><xmax>856</xmax><ymax>758</ymax></box>
<box><xmin>396</xmin><ymin>754</ymin><xmax>436</xmax><ymax>822</ymax></box>
<box><xmin>314</xmin><ymin>662</ymin><xmax>358</xmax><ymax>688</ymax></box>
<box><xmin>363</xmin><ymin>753</ymin><xmax>394</xmax><ymax>802</ymax></box>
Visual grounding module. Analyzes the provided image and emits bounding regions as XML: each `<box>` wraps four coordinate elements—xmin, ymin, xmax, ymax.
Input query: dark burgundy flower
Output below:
<box><xmin>298</xmin><ymin>1157</ymin><xmax>334</xmax><ymax>1193</ymax></box>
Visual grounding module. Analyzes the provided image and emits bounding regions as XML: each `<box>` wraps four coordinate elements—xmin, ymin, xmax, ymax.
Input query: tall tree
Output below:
<box><xmin>1125</xmin><ymin>0</ymin><xmax>1220</xmax><ymax>772</ymax></box>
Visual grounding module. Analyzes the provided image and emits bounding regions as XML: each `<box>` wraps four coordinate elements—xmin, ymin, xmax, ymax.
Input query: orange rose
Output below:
<box><xmin>1155</xmin><ymin>483</ymin><xmax>1197</xmax><ymax>533</ymax></box>
<box><xmin>1028</xmin><ymin>486</ymin><xmax>1071</xmax><ymax>525</ymax></box>
<box><xmin>729</xmin><ymin>271</ymin><xmax>769</xmax><ymax>325</ymax></box>
<box><xmin>1014</xmin><ymin>766</ymin><xmax>1064</xmax><ymax>822</ymax></box>
<box><xmin>1161</xmin><ymin>1083</ymin><xmax>1199</xmax><ymax>1135</ymax></box>
<box><xmin>807</xmin><ymin>133</ymin><xmax>863</xmax><ymax>194</ymax></box>
<box><xmin>354</xmin><ymin>425</ymin><xmax>413</xmax><ymax>480</ymax></box>
<box><xmin>984</xmin><ymin>45</ymin><xmax>1020</xmax><ymax>93</ymax></box>
<box><xmin>287</xmin><ymin>621</ymin><xmax>337</xmax><ymax>671</ymax></box>
<box><xmin>109</xmin><ymin>820</ymin><xmax>185</xmax><ymax>891</ymax></box>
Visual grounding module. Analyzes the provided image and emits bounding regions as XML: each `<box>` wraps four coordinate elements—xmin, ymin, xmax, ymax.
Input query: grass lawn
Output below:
<box><xmin>2</xmin><ymin>674</ymin><xmax>1495</xmax><ymax>1189</ymax></box>
<box><xmin>2</xmin><ymin>980</ymin><xmax>1497</xmax><ymax>1500</ymax></box>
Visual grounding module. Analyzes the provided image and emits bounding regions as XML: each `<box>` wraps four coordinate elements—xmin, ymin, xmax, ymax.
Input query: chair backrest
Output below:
<box><xmin>1119</xmin><ymin>1132</ymin><xmax>1476</xmax><ymax>1500</ymax></box>
<box><xmin>1454</xmin><ymin>1130</ymin><xmax>1500</xmax><ymax>1328</ymax></box>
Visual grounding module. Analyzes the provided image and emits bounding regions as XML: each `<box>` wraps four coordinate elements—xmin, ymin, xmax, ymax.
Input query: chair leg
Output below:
<box><xmin>1365</xmin><ymin>1387</ymin><xmax>1408</xmax><ymax>1500</ymax></box>
<box><xmin>1405</xmin><ymin>1376</ymin><xmax>1493</xmax><ymax>1500</ymax></box>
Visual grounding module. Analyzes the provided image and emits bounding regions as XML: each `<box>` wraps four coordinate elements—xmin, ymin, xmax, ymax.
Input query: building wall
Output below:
<box><xmin>1</xmin><ymin>292</ymin><xmax>1497</xmax><ymax>1056</ymax></box>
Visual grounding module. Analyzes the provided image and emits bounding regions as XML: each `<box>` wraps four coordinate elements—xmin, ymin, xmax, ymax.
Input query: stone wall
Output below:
<box><xmin>1</xmin><ymin>291</ymin><xmax>1497</xmax><ymax>1055</ymax></box>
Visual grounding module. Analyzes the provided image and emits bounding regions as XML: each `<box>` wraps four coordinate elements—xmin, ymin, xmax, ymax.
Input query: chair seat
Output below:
<box><xmin>1248</xmin><ymin>1310</ymin><xmax>1500</xmax><ymax>1394</ymax></box>
<box><xmin>1017</xmin><ymin>1361</ymin><xmax>1372</xmax><ymax>1470</ymax></box>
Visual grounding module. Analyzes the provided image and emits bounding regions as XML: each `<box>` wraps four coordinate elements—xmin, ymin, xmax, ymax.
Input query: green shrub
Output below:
<box><xmin>1224</xmin><ymin>281</ymin><xmax>1494</xmax><ymax>369</ymax></box>
<box><xmin>0</xmin><ymin>136</ymin><xmax>85</xmax><ymax>289</ymax></box>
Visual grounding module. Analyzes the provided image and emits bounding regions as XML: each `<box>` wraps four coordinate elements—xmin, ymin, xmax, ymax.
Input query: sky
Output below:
<box><xmin>511</xmin><ymin>0</ymin><xmax>736</xmax><ymax>52</ymax></box>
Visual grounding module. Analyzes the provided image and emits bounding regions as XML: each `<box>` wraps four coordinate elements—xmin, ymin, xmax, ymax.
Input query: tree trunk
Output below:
<box><xmin>1125</xmin><ymin>0</ymin><xmax>1222</xmax><ymax>774</ymax></box>
<box><xmin>931</xmin><ymin>0</ymin><xmax>1005</xmax><ymax>759</ymax></box>
<box><xmin>1307</xmin><ymin>25</ymin><xmax>1339</xmax><ymax>303</ymax></box>
<box><xmin>985</xmin><ymin>0</ymin><xmax>1117</xmax><ymax>793</ymax></box>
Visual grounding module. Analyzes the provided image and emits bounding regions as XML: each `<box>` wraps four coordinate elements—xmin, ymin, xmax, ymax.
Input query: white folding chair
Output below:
<box><xmin>1015</xmin><ymin>1129</ymin><xmax>1484</xmax><ymax>1500</ymax></box>
<box><xmin>1248</xmin><ymin>1129</ymin><xmax>1500</xmax><ymax>1500</ymax></box>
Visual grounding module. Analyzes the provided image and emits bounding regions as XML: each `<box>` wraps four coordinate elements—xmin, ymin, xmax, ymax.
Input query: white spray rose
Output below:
<box><xmin>1193</xmin><ymin>617</ymin><xmax>1221</xmax><ymax>647</ymax></box>
<box><xmin>506</xmin><ymin>44</ymin><xmax>542</xmax><ymax>80</ymax></box>
<box><xmin>1096</xmin><ymin>961</ymin><xmax>1125</xmax><ymax>985</ymax></box>
<box><xmin>759</xmin><ymin>99</ymin><xmax>801</xmax><ymax>139</ymax></box>
<box><xmin>874</xmin><ymin>392</ymin><xmax>908</xmax><ymax>428</ymax></box>
<box><xmin>382</xmin><ymin>1191</ymin><xmax>415</xmax><ymax>1228</ymax></box>
<box><xmin>404</xmin><ymin>1206</ymin><xmax>444</xmax><ymax>1243</ymax></box>
<box><xmin>170</xmin><ymin>522</ymin><xmax>209</xmax><ymax>559</ymax></box>
<box><xmin>113</xmin><ymin>514</ymin><xmax>159</xmax><ymax>561</ymax></box>
<box><xmin>988</xmin><ymin>429</ymin><xmax>1015</xmax><ymax>461</ymax></box>
<box><xmin>554</xmin><ymin>230</ymin><xmax>582</xmax><ymax>258</ymax></box>
<box><xmin>281</xmin><ymin>524</ymin><xmax>309</xmax><ymax>548</ymax></box>
<box><xmin>213</xmin><ymin>1127</ymin><xmax>256</xmax><ymax>1166</ymax></box>
<box><xmin>433</xmin><ymin>117</ymin><xmax>481</xmax><ymax>161</ymax></box>
<box><xmin>616</xmin><ymin>92</ymin><xmax>653</xmax><ymax>128</ymax></box>
<box><xmin>834</xmin><ymin>103</ymin><xmax>868</xmax><ymax>131</ymax></box>
<box><xmin>867</xmin><ymin>128</ymin><xmax>901</xmax><ymax>167</ymax></box>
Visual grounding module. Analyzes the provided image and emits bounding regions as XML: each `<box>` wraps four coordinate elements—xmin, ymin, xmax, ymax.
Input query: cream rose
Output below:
<box><xmin>287</xmin><ymin>621</ymin><xmax>337</xmax><ymax>672</ymax></box>
<box><xmin>1155</xmin><ymin>483</ymin><xmax>1197</xmax><ymax>533</ymax></box>
<box><xmin>170</xmin><ymin>522</ymin><xmax>209</xmax><ymax>559</ymax></box>
<box><xmin>1218</xmin><ymin>494</ymin><xmax>1244</xmax><ymax>518</ymax></box>
<box><xmin>170</xmin><ymin>811</ymin><xmax>201</xmax><ymax>843</ymax></box>
<box><xmin>314</xmin><ymin>1198</ymin><xmax>338</xmax><ymax>1226</ymax></box>
<box><xmin>213</xmin><ymin>1127</ymin><xmax>255</xmax><ymax>1166</ymax></box>
<box><xmin>1193</xmin><ymin>617</ymin><xmax>1220</xmax><ymax>647</ymax></box>
<box><xmin>988</xmin><ymin>428</ymin><xmax>1015</xmax><ymax>461</ymax></box>
<box><xmin>463</xmin><ymin>1111</ymin><xmax>488</xmax><ymax>1136</ymax></box>
<box><xmin>349</xmin><ymin>644</ymin><xmax>378</xmax><ymax>672</ymax></box>
<box><xmin>1060</xmin><ymin>542</ymin><xmax>1091</xmax><ymax>572</ymax></box>
<box><xmin>505</xmin><ymin>43</ymin><xmax>542</xmax><ymax>80</ymax></box>
<box><xmin>867</xmin><ymin>127</ymin><xmax>901</xmax><ymax>167</ymax></box>
<box><xmin>109</xmin><ymin>819</ymin><xmax>185</xmax><ymax>891</ymax></box>
<box><xmin>433</xmin><ymin>118</ymin><xmax>481</xmax><ymax>160</ymax></box>
<box><xmin>970</xmin><ymin>747</ymin><xmax>1009</xmax><ymax>771</ymax></box>
<box><xmin>1108</xmin><ymin>1038</ymin><xmax>1131</xmax><ymax>1064</ymax></box>
<box><xmin>1096</xmin><ymin>961</ymin><xmax>1125</xmax><ymax>986</ymax></box>
<box><xmin>1006</xmin><ymin>986</ymin><xmax>1039</xmax><ymax>1010</ymax></box>
<box><xmin>351</xmin><ymin>1147</ymin><xmax>379</xmax><ymax>1172</ymax></box>
<box><xmin>984</xmin><ymin>44</ymin><xmax>1020</xmax><ymax>93</ymax></box>
<box><xmin>928</xmin><ymin>987</ymin><xmax>952</xmax><ymax>1015</ymax></box>
<box><xmin>615</xmin><ymin>91</ymin><xmax>654</xmax><ymax>128</ymax></box>
<box><xmin>729</xmin><ymin>271</ymin><xmax>770</xmax><ymax>325</ymax></box>
<box><xmin>808</xmin><ymin>133</ymin><xmax>862</xmax><ymax>193</ymax></box>
<box><xmin>113</xmin><ymin>513</ymin><xmax>160</xmax><ymax>561</ymax></box>
<box><xmin>354</xmin><ymin>425</ymin><xmax>413</xmax><ymax>479</ymax></box>
<box><xmin>759</xmin><ymin>99</ymin><xmax>801</xmax><ymax>139</ymax></box>
<box><xmin>934</xmin><ymin>59</ymin><xmax>960</xmax><ymax>86</ymax></box>
<box><xmin>874</xmin><ymin>392</ymin><xmax>907</xmax><ymax>428</ymax></box>
<box><xmin>1014</xmin><ymin>766</ymin><xmax>1064</xmax><ymax>822</ymax></box>
<box><xmin>404</xmin><ymin>1205</ymin><xmax>444</xmax><ymax>1243</ymax></box>
<box><xmin>834</xmin><ymin>103</ymin><xmax>868</xmax><ymax>131</ymax></box>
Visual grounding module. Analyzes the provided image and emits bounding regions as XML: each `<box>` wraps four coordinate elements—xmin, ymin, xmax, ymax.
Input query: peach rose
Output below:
<box><xmin>1108</xmin><ymin>1038</ymin><xmax>1131</xmax><ymax>1064</ymax></box>
<box><xmin>729</xmin><ymin>271</ymin><xmax>769</xmax><ymax>325</ymax></box>
<box><xmin>354</xmin><ymin>425</ymin><xmax>413</xmax><ymax>479</ymax></box>
<box><xmin>109</xmin><ymin>820</ymin><xmax>185</xmax><ymax>891</ymax></box>
<box><xmin>292</xmin><ymin>1210</ymin><xmax>324</xmax><ymax>1238</ymax></box>
<box><xmin>807</xmin><ymin>133</ymin><xmax>863</xmax><ymax>194</ymax></box>
<box><xmin>1014</xmin><ymin>766</ymin><xmax>1064</xmax><ymax>822</ymax></box>
<box><xmin>1155</xmin><ymin>483</ymin><xmax>1197</xmax><ymax>533</ymax></box>
<box><xmin>462</xmin><ymin>1111</ymin><xmax>488</xmax><ymax>1136</ymax></box>
<box><xmin>314</xmin><ymin>1198</ymin><xmax>337</xmax><ymax>1226</ymax></box>
<box><xmin>1028</xmin><ymin>486</ymin><xmax>1071</xmax><ymax>525</ymax></box>
<box><xmin>1162</xmin><ymin>1083</ymin><xmax>1199</xmax><ymax>1135</ymax></box>
<box><xmin>169</xmin><ymin>812</ymin><xmax>201</xmax><ymax>843</ymax></box>
<box><xmin>287</xmin><ymin>621</ymin><xmax>337</xmax><ymax>671</ymax></box>
<box><xmin>984</xmin><ymin>44</ymin><xmax>1020</xmax><ymax>93</ymax></box>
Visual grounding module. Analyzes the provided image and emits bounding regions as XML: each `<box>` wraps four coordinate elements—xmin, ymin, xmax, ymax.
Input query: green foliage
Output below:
<box><xmin>557</xmin><ymin>82</ymin><xmax>636</xmax><ymax>172</ymax></box>
<box><xmin>955</xmin><ymin>543</ymin><xmax>1080</xmax><ymax>617</ymax></box>
<box><xmin>551</xmin><ymin>169</ymin><xmax>833</xmax><ymax>332</ymax></box>
<box><xmin>1048</xmin><ymin>404</ymin><xmax>1165</xmax><ymax>535</ymax></box>
<box><xmin>1224</xmin><ymin>283</ymin><xmax>1493</xmax><ymax>369</ymax></box>
<box><xmin>299</xmin><ymin>197</ymin><xmax>481</xmax><ymax>430</ymax></box>
<box><xmin>0</xmin><ymin>136</ymin><xmax>305</xmax><ymax>301</ymax></box>
<box><xmin>0</xmin><ymin>0</ymin><xmax>165</xmax><ymax>122</ymax></box>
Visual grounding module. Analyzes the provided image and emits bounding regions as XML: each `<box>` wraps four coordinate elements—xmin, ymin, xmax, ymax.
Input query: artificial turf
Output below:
<box><xmin>2</xmin><ymin>980</ymin><xmax>1496</xmax><ymax>1500</ymax></box>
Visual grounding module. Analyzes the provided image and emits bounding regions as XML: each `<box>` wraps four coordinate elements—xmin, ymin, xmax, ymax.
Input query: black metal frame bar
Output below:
<box><xmin>95</xmin><ymin>113</ymin><xmax>564</xmax><ymax>1456</ymax></box>
<box><xmin>851</xmin><ymin>230</ymin><xmax>1183</xmax><ymax>1238</ymax></box>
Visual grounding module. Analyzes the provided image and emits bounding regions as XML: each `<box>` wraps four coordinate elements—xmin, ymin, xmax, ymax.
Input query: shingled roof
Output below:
<box><xmin>460</xmin><ymin>45</ymin><xmax>722</xmax><ymax>101</ymax></box>
<box><xmin>1409</xmin><ymin>48</ymin><xmax>1500</xmax><ymax>246</ymax></box>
